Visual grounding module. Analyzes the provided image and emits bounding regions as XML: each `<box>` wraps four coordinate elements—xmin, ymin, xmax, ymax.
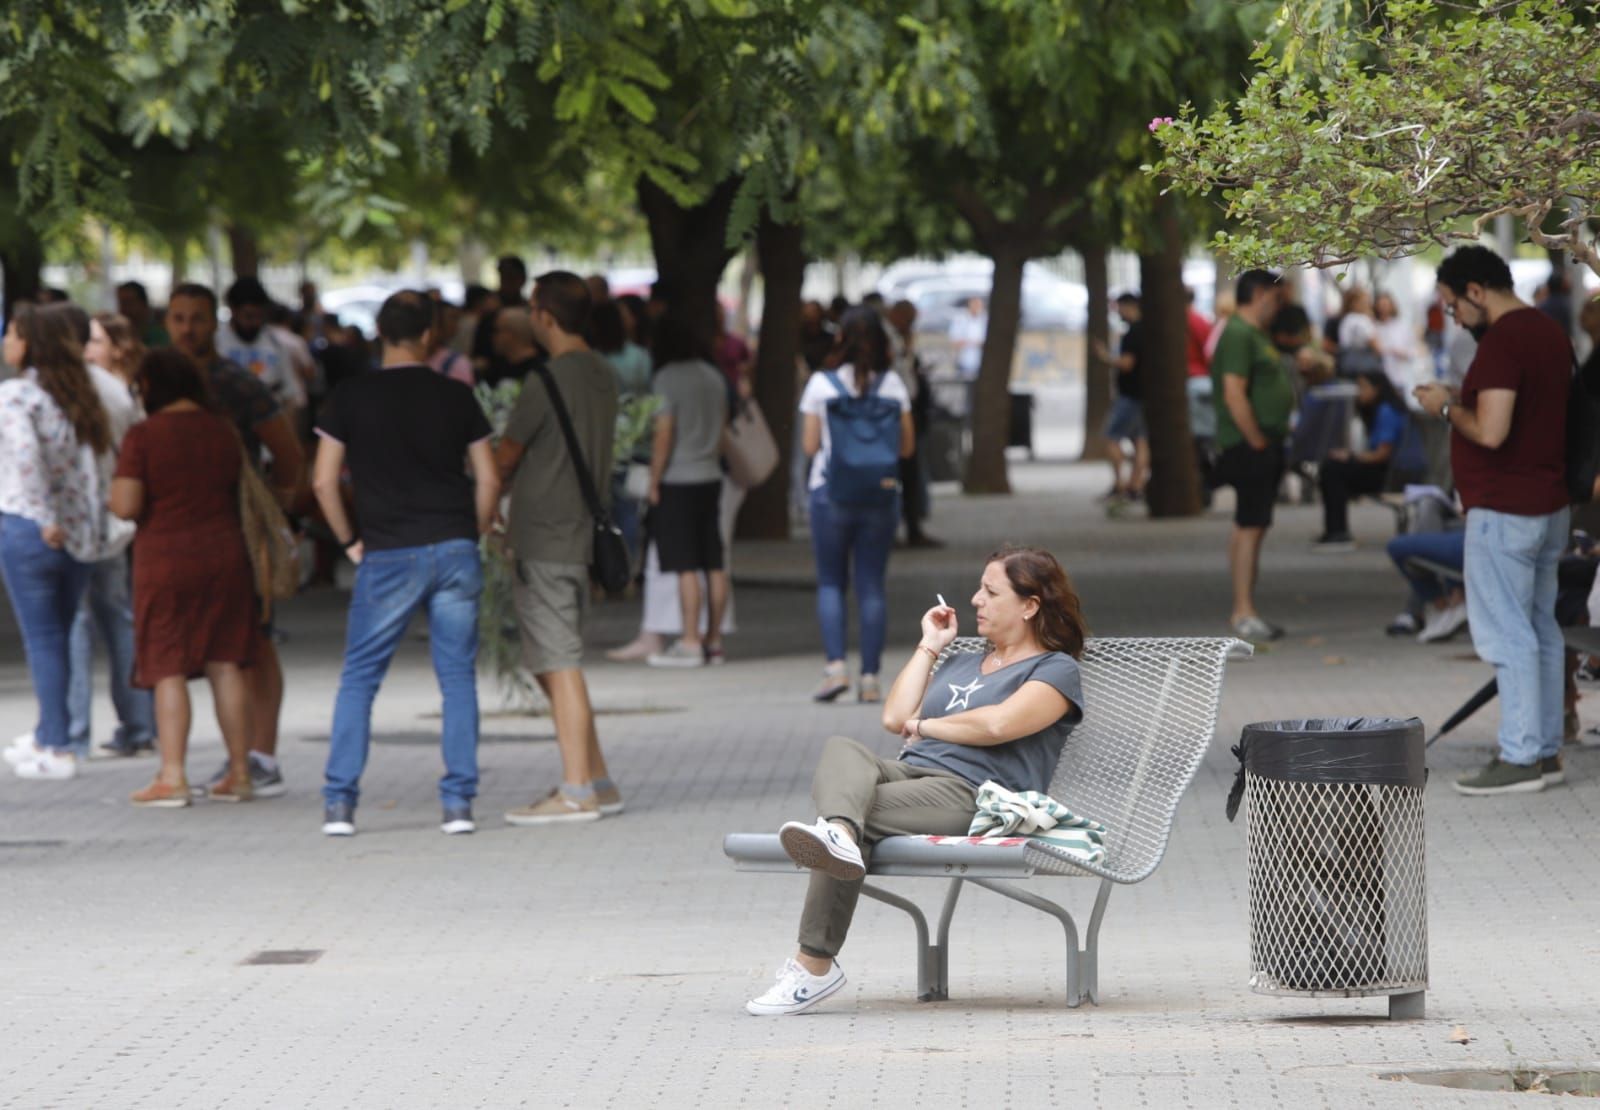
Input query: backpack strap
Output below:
<box><xmin>821</xmin><ymin>370</ymin><xmax>849</xmax><ymax>398</ymax></box>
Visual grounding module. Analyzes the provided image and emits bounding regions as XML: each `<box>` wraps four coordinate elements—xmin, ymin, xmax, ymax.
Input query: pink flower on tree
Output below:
<box><xmin>1147</xmin><ymin>116</ymin><xmax>1175</xmax><ymax>133</ymax></box>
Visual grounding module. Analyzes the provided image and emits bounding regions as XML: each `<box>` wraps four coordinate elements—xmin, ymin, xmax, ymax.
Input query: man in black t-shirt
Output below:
<box><xmin>1093</xmin><ymin>292</ymin><xmax>1148</xmax><ymax>504</ymax></box>
<box><xmin>312</xmin><ymin>291</ymin><xmax>501</xmax><ymax>837</ymax></box>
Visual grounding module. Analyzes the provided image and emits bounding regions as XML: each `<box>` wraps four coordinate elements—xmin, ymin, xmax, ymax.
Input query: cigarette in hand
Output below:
<box><xmin>936</xmin><ymin>593</ymin><xmax>947</xmax><ymax>609</ymax></box>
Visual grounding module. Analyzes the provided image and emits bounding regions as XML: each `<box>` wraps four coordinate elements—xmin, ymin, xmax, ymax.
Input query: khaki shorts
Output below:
<box><xmin>513</xmin><ymin>560</ymin><xmax>589</xmax><ymax>675</ymax></box>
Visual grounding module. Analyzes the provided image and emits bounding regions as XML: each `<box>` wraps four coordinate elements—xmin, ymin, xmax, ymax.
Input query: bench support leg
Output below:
<box><xmin>860</xmin><ymin>881</ymin><xmax>958</xmax><ymax>1002</ymax></box>
<box><xmin>969</xmin><ymin>877</ymin><xmax>1113</xmax><ymax>1008</ymax></box>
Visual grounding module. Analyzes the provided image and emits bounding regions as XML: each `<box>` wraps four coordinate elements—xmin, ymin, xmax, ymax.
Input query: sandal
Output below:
<box><xmin>132</xmin><ymin>780</ymin><xmax>191</xmax><ymax>808</ymax></box>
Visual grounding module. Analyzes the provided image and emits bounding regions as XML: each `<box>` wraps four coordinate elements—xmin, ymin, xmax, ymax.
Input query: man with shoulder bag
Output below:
<box><xmin>494</xmin><ymin>274</ymin><xmax>625</xmax><ymax>826</ymax></box>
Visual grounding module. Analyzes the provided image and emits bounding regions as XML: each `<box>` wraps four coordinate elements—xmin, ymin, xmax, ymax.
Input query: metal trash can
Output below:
<box><xmin>1225</xmin><ymin>717</ymin><xmax>1428</xmax><ymax>1020</ymax></box>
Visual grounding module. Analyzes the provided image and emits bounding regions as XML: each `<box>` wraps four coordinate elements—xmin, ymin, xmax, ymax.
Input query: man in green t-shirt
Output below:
<box><xmin>1209</xmin><ymin>269</ymin><xmax>1291</xmax><ymax>643</ymax></box>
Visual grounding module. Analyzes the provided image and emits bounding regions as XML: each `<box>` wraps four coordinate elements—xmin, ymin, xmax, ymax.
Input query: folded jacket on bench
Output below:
<box><xmin>965</xmin><ymin>780</ymin><xmax>1107</xmax><ymax>864</ymax></box>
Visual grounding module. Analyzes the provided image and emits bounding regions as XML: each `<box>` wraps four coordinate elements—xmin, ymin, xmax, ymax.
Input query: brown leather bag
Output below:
<box><xmin>236</xmin><ymin>443</ymin><xmax>300</xmax><ymax>617</ymax></box>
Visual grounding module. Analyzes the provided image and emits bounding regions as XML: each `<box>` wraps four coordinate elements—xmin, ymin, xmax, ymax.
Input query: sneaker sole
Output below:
<box><xmin>132</xmin><ymin>796</ymin><xmax>190</xmax><ymax>808</ymax></box>
<box><xmin>647</xmin><ymin>658</ymin><xmax>705</xmax><ymax>668</ymax></box>
<box><xmin>503</xmin><ymin>810</ymin><xmax>602</xmax><ymax>827</ymax></box>
<box><xmin>441</xmin><ymin>820</ymin><xmax>476</xmax><ymax>835</ymax></box>
<box><xmin>1451</xmin><ymin>777</ymin><xmax>1546</xmax><ymax>796</ymax></box>
<box><xmin>745</xmin><ymin>972</ymin><xmax>846</xmax><ymax>1016</ymax></box>
<box><xmin>813</xmin><ymin>683</ymin><xmax>850</xmax><ymax>703</ymax></box>
<box><xmin>779</xmin><ymin>823</ymin><xmax>865</xmax><ymax>882</ymax></box>
<box><xmin>322</xmin><ymin>823</ymin><xmax>356</xmax><ymax>836</ymax></box>
<box><xmin>252</xmin><ymin>782</ymin><xmax>288</xmax><ymax>799</ymax></box>
<box><xmin>598</xmin><ymin>802</ymin><xmax>625</xmax><ymax>816</ymax></box>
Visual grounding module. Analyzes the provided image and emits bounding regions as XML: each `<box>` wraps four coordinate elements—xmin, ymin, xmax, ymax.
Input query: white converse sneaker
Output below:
<box><xmin>3</xmin><ymin>732</ymin><xmax>39</xmax><ymax>766</ymax></box>
<box><xmin>745</xmin><ymin>958</ymin><xmax>846</xmax><ymax>1016</ymax></box>
<box><xmin>13</xmin><ymin>748</ymin><xmax>78</xmax><ymax>780</ymax></box>
<box><xmin>780</xmin><ymin>818</ymin><xmax>866</xmax><ymax>881</ymax></box>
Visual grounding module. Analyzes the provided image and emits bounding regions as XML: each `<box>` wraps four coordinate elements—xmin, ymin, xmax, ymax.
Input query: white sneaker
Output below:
<box><xmin>779</xmin><ymin>818</ymin><xmax>866</xmax><ymax>881</ymax></box>
<box><xmin>647</xmin><ymin>640</ymin><xmax>706</xmax><ymax>668</ymax></box>
<box><xmin>1417</xmin><ymin>601</ymin><xmax>1468</xmax><ymax>644</ymax></box>
<box><xmin>745</xmin><ymin>958</ymin><xmax>846</xmax><ymax>1016</ymax></box>
<box><xmin>3</xmin><ymin>732</ymin><xmax>38</xmax><ymax>766</ymax></box>
<box><xmin>12</xmin><ymin>748</ymin><xmax>78</xmax><ymax>780</ymax></box>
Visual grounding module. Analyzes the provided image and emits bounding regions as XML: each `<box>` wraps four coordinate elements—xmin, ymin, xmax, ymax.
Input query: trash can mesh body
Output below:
<box><xmin>1246</xmin><ymin>773</ymin><xmax>1428</xmax><ymax>997</ymax></box>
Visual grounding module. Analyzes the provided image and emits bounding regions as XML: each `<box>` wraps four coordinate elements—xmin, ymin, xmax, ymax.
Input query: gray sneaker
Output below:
<box><xmin>1231</xmin><ymin>615</ymin><xmax>1284</xmax><ymax>644</ymax></box>
<box><xmin>205</xmin><ymin>755</ymin><xmax>285</xmax><ymax>798</ymax></box>
<box><xmin>1541</xmin><ymin>754</ymin><xmax>1565</xmax><ymax>786</ymax></box>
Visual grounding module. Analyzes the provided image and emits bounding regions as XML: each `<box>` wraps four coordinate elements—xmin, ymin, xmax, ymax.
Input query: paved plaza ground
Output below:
<box><xmin>3</xmin><ymin>461</ymin><xmax>1598</xmax><ymax>1108</ymax></box>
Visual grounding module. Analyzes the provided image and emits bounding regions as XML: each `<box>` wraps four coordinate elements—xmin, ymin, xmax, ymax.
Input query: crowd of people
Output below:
<box><xmin>0</xmin><ymin>257</ymin><xmax>959</xmax><ymax>829</ymax></box>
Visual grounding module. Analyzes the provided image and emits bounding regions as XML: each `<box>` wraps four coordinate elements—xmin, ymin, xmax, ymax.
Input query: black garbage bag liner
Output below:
<box><xmin>1226</xmin><ymin>716</ymin><xmax>1424</xmax><ymax>822</ymax></box>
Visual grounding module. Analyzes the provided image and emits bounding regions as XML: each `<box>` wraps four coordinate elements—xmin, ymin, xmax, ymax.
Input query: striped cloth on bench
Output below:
<box><xmin>894</xmin><ymin>781</ymin><xmax>1107</xmax><ymax>865</ymax></box>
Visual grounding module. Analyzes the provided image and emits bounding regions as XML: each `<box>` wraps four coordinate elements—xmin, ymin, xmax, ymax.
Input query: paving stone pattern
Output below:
<box><xmin>2</xmin><ymin>463</ymin><xmax>1597</xmax><ymax>1108</ymax></box>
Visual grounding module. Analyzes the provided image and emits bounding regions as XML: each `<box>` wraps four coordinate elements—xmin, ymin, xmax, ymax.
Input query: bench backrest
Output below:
<box><xmin>937</xmin><ymin>636</ymin><xmax>1244</xmax><ymax>882</ymax></box>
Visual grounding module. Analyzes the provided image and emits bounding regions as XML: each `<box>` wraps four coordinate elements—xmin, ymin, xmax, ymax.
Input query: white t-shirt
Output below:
<box><xmin>1375</xmin><ymin>317</ymin><xmax>1419</xmax><ymax>394</ymax></box>
<box><xmin>798</xmin><ymin>364</ymin><xmax>911</xmax><ymax>491</ymax></box>
<box><xmin>87</xmin><ymin>363</ymin><xmax>140</xmax><ymax>449</ymax></box>
<box><xmin>1338</xmin><ymin>312</ymin><xmax>1377</xmax><ymax>352</ymax></box>
<box><xmin>218</xmin><ymin>322</ymin><xmax>307</xmax><ymax>408</ymax></box>
<box><xmin>948</xmin><ymin>312</ymin><xmax>987</xmax><ymax>379</ymax></box>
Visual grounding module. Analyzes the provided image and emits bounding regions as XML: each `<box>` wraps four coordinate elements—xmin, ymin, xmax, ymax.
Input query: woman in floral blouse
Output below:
<box><xmin>0</xmin><ymin>303</ymin><xmax>122</xmax><ymax>780</ymax></box>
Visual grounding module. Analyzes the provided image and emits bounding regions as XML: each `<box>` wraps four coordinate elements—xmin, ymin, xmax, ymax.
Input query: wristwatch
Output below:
<box><xmin>1439</xmin><ymin>402</ymin><xmax>1451</xmax><ymax>424</ymax></box>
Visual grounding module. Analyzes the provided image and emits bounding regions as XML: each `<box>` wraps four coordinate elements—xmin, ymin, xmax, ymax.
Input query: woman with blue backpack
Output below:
<box><xmin>798</xmin><ymin>307</ymin><xmax>915</xmax><ymax>702</ymax></box>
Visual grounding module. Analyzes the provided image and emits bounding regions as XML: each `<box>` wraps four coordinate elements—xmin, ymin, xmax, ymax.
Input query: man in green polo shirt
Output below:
<box><xmin>1210</xmin><ymin>269</ymin><xmax>1292</xmax><ymax>643</ymax></box>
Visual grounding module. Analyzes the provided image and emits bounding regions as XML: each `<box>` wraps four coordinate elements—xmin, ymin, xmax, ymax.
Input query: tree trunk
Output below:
<box><xmin>1079</xmin><ymin>241</ymin><xmax>1112</xmax><ymax>462</ymax></box>
<box><xmin>227</xmin><ymin>223</ymin><xmax>260</xmax><ymax>281</ymax></box>
<box><xmin>965</xmin><ymin>243</ymin><xmax>1026</xmax><ymax>494</ymax></box>
<box><xmin>638</xmin><ymin>177</ymin><xmax>741</xmax><ymax>348</ymax></box>
<box><xmin>169</xmin><ymin>235</ymin><xmax>188</xmax><ymax>284</ymax></box>
<box><xmin>738</xmin><ymin>211</ymin><xmax>806</xmax><ymax>540</ymax></box>
<box><xmin>1140</xmin><ymin>196</ymin><xmax>1202</xmax><ymax>518</ymax></box>
<box><xmin>1</xmin><ymin>228</ymin><xmax>44</xmax><ymax>319</ymax></box>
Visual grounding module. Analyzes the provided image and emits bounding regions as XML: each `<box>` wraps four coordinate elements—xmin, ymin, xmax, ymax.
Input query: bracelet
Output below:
<box><xmin>916</xmin><ymin>645</ymin><xmax>940</xmax><ymax>664</ymax></box>
<box><xmin>912</xmin><ymin>718</ymin><xmax>924</xmax><ymax>739</ymax></box>
<box><xmin>343</xmin><ymin>537</ymin><xmax>361</xmax><ymax>550</ymax></box>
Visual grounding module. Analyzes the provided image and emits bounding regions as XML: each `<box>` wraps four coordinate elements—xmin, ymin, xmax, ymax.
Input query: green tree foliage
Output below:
<box><xmin>1152</xmin><ymin>0</ymin><xmax>1600</xmax><ymax>274</ymax></box>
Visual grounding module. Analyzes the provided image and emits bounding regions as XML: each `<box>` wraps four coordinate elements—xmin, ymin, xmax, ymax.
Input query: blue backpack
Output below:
<box><xmin>822</xmin><ymin>370</ymin><xmax>902</xmax><ymax>507</ymax></box>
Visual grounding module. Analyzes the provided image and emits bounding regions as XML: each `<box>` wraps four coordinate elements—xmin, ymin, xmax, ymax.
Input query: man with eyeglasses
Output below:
<box><xmin>1414</xmin><ymin>245</ymin><xmax>1576</xmax><ymax>796</ymax></box>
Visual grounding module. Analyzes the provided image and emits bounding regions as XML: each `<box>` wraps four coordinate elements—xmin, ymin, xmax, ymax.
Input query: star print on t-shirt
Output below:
<box><xmin>946</xmin><ymin>678</ymin><xmax>985</xmax><ymax>712</ymax></box>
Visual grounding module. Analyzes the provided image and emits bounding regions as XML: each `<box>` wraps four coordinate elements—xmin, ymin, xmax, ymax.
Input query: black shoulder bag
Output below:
<box><xmin>531</xmin><ymin>364</ymin><xmax>632</xmax><ymax>595</ymax></box>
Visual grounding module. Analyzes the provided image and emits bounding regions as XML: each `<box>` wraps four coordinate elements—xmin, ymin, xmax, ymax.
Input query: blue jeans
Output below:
<box><xmin>0</xmin><ymin>514</ymin><xmax>93</xmax><ymax>751</ymax></box>
<box><xmin>324</xmin><ymin>539</ymin><xmax>483</xmax><ymax>808</ymax></box>
<box><xmin>68</xmin><ymin>554</ymin><xmax>155</xmax><ymax>756</ymax></box>
<box><xmin>1386</xmin><ymin>529</ymin><xmax>1466</xmax><ymax>606</ymax></box>
<box><xmin>809</xmin><ymin>487</ymin><xmax>898</xmax><ymax>676</ymax></box>
<box><xmin>1463</xmin><ymin>507</ymin><xmax>1569</xmax><ymax>766</ymax></box>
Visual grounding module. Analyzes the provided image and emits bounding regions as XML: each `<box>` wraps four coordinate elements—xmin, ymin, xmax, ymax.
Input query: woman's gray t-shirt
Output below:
<box><xmin>900</xmin><ymin>650</ymin><xmax>1085</xmax><ymax>794</ymax></box>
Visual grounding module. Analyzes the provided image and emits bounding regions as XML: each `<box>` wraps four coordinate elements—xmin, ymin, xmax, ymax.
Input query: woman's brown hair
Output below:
<box><xmin>13</xmin><ymin>303</ymin><xmax>110</xmax><ymax>455</ymax></box>
<box><xmin>133</xmin><ymin>348</ymin><xmax>215</xmax><ymax>415</ymax></box>
<box><xmin>92</xmin><ymin>312</ymin><xmax>145</xmax><ymax>378</ymax></box>
<box><xmin>987</xmin><ymin>545</ymin><xmax>1089</xmax><ymax>659</ymax></box>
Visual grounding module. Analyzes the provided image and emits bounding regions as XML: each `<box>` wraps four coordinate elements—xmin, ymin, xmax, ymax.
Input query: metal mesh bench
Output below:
<box><xmin>723</xmin><ymin>635</ymin><xmax>1251</xmax><ymax>1007</ymax></box>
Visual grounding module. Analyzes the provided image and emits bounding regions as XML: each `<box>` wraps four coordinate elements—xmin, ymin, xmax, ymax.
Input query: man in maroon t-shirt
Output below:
<box><xmin>1415</xmin><ymin>245</ymin><xmax>1575</xmax><ymax>797</ymax></box>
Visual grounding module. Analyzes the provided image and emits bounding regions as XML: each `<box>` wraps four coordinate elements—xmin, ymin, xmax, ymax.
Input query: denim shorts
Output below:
<box><xmin>1104</xmin><ymin>396</ymin><xmax>1146</xmax><ymax>441</ymax></box>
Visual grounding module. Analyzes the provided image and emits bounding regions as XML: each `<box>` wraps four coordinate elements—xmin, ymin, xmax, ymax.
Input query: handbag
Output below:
<box><xmin>531</xmin><ymin>364</ymin><xmax>632</xmax><ymax>595</ymax></box>
<box><xmin>724</xmin><ymin>396</ymin><xmax>779</xmax><ymax>490</ymax></box>
<box><xmin>236</xmin><ymin>442</ymin><xmax>300</xmax><ymax>617</ymax></box>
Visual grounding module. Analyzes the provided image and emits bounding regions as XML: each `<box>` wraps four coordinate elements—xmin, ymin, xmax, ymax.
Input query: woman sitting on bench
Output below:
<box><xmin>745</xmin><ymin>545</ymin><xmax>1087</xmax><ymax>1016</ymax></box>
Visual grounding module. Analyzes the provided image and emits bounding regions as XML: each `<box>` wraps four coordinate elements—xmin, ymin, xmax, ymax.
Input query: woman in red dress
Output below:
<box><xmin>110</xmin><ymin>350</ymin><xmax>257</xmax><ymax>807</ymax></box>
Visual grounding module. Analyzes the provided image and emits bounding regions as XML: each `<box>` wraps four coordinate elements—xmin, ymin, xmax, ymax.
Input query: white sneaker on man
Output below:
<box><xmin>1417</xmin><ymin>601</ymin><xmax>1468</xmax><ymax>644</ymax></box>
<box><xmin>779</xmin><ymin>818</ymin><xmax>866</xmax><ymax>881</ymax></box>
<box><xmin>745</xmin><ymin>958</ymin><xmax>846</xmax><ymax>1016</ymax></box>
<box><xmin>12</xmin><ymin>748</ymin><xmax>78</xmax><ymax>780</ymax></box>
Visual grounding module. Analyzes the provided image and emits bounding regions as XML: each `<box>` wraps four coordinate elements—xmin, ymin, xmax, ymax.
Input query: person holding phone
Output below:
<box><xmin>743</xmin><ymin>546</ymin><xmax>1088</xmax><ymax>1015</ymax></box>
